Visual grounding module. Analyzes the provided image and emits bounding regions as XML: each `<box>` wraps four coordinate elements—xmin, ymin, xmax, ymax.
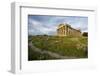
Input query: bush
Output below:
<box><xmin>82</xmin><ymin>32</ymin><xmax>88</xmax><ymax>37</ymax></box>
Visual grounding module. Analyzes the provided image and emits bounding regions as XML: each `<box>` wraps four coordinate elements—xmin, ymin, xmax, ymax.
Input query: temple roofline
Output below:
<box><xmin>57</xmin><ymin>23</ymin><xmax>81</xmax><ymax>33</ymax></box>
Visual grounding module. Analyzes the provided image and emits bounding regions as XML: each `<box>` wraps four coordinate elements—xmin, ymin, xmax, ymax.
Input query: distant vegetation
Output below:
<box><xmin>82</xmin><ymin>32</ymin><xmax>88</xmax><ymax>37</ymax></box>
<box><xmin>28</xmin><ymin>35</ymin><xmax>88</xmax><ymax>60</ymax></box>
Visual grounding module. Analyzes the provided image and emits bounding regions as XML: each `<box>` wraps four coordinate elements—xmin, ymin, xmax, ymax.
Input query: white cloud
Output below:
<box><xmin>28</xmin><ymin>19</ymin><xmax>57</xmax><ymax>35</ymax></box>
<box><xmin>28</xmin><ymin>16</ymin><xmax>88</xmax><ymax>35</ymax></box>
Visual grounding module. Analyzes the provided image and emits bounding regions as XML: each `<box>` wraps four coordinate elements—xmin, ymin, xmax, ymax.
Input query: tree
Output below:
<box><xmin>82</xmin><ymin>32</ymin><xmax>88</xmax><ymax>37</ymax></box>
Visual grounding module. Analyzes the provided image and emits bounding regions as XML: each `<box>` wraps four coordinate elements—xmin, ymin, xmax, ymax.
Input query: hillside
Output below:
<box><xmin>28</xmin><ymin>35</ymin><xmax>88</xmax><ymax>60</ymax></box>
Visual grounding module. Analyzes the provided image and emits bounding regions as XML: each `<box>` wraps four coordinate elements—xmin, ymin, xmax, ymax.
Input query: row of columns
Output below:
<box><xmin>57</xmin><ymin>25</ymin><xmax>81</xmax><ymax>36</ymax></box>
<box><xmin>57</xmin><ymin>25</ymin><xmax>68</xmax><ymax>36</ymax></box>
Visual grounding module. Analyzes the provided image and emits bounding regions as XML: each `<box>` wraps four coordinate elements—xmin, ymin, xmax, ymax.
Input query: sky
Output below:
<box><xmin>28</xmin><ymin>15</ymin><xmax>88</xmax><ymax>36</ymax></box>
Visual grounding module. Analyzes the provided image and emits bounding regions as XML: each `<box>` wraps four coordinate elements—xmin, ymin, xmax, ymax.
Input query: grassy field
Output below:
<box><xmin>28</xmin><ymin>35</ymin><xmax>88</xmax><ymax>60</ymax></box>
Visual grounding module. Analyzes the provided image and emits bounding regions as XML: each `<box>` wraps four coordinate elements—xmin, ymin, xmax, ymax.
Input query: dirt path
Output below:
<box><xmin>29</xmin><ymin>41</ymin><xmax>76</xmax><ymax>59</ymax></box>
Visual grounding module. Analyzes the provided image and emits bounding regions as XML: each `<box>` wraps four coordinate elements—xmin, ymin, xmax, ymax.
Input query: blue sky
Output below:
<box><xmin>28</xmin><ymin>15</ymin><xmax>88</xmax><ymax>35</ymax></box>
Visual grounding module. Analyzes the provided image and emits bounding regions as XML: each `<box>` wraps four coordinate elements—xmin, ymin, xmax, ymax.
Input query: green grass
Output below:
<box><xmin>28</xmin><ymin>35</ymin><xmax>88</xmax><ymax>60</ymax></box>
<box><xmin>28</xmin><ymin>45</ymin><xmax>57</xmax><ymax>60</ymax></box>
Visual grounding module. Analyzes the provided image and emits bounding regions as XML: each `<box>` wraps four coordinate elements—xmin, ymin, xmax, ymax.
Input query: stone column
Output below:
<box><xmin>60</xmin><ymin>28</ymin><xmax>61</xmax><ymax>36</ymax></box>
<box><xmin>64</xmin><ymin>26</ymin><xmax>65</xmax><ymax>36</ymax></box>
<box><xmin>63</xmin><ymin>26</ymin><xmax>65</xmax><ymax>36</ymax></box>
<box><xmin>68</xmin><ymin>27</ymin><xmax>69</xmax><ymax>36</ymax></box>
<box><xmin>62</xmin><ymin>27</ymin><xmax>63</xmax><ymax>36</ymax></box>
<box><xmin>65</xmin><ymin>26</ymin><xmax>66</xmax><ymax>36</ymax></box>
<box><xmin>59</xmin><ymin>29</ymin><xmax>61</xmax><ymax>36</ymax></box>
<box><xmin>63</xmin><ymin>26</ymin><xmax>64</xmax><ymax>36</ymax></box>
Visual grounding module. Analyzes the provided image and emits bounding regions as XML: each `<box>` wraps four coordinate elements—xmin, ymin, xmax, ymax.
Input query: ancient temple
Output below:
<box><xmin>57</xmin><ymin>23</ymin><xmax>81</xmax><ymax>36</ymax></box>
